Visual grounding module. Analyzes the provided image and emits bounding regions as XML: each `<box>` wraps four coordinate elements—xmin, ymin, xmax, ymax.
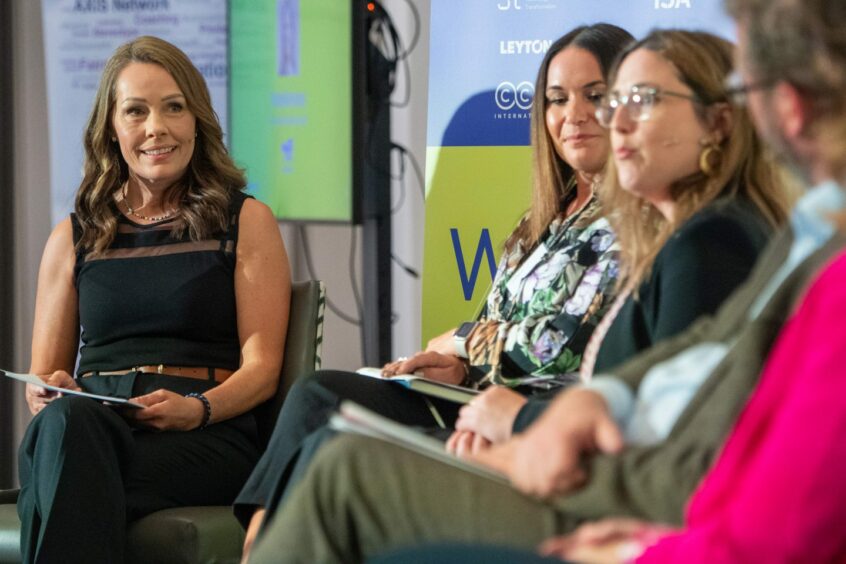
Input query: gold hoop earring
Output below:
<box><xmin>699</xmin><ymin>143</ymin><xmax>723</xmax><ymax>177</ymax></box>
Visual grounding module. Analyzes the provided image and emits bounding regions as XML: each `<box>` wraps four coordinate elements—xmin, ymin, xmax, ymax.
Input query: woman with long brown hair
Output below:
<box><xmin>243</xmin><ymin>29</ymin><xmax>796</xmax><ymax>563</ymax></box>
<box><xmin>234</xmin><ymin>23</ymin><xmax>634</xmax><ymax>560</ymax></box>
<box><xmin>18</xmin><ymin>36</ymin><xmax>290</xmax><ymax>563</ymax></box>
<box><xmin>446</xmin><ymin>30</ymin><xmax>793</xmax><ymax>456</ymax></box>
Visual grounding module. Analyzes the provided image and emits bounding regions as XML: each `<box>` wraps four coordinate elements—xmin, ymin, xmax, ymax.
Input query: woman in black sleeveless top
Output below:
<box><xmin>17</xmin><ymin>36</ymin><xmax>290</xmax><ymax>564</ymax></box>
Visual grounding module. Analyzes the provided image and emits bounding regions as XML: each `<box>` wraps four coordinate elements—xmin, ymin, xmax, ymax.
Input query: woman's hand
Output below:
<box><xmin>382</xmin><ymin>351</ymin><xmax>467</xmax><ymax>385</ymax></box>
<box><xmin>125</xmin><ymin>389</ymin><xmax>207</xmax><ymax>431</ymax></box>
<box><xmin>445</xmin><ymin>430</ymin><xmax>492</xmax><ymax>457</ymax></box>
<box><xmin>25</xmin><ymin>370</ymin><xmax>81</xmax><ymax>416</ymax></box>
<box><xmin>425</xmin><ymin>328</ymin><xmax>457</xmax><ymax>356</ymax></box>
<box><xmin>538</xmin><ymin>518</ymin><xmax>676</xmax><ymax>563</ymax></box>
<box><xmin>470</xmin><ymin>388</ymin><xmax>624</xmax><ymax>498</ymax></box>
<box><xmin>454</xmin><ymin>386</ymin><xmax>527</xmax><ymax>444</ymax></box>
<box><xmin>241</xmin><ymin>507</ymin><xmax>266</xmax><ymax>564</ymax></box>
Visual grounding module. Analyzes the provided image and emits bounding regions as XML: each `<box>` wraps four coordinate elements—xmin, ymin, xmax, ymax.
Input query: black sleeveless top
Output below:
<box><xmin>72</xmin><ymin>191</ymin><xmax>251</xmax><ymax>377</ymax></box>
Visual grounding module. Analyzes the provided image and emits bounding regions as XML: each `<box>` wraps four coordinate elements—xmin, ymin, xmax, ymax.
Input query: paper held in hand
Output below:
<box><xmin>329</xmin><ymin>400</ymin><xmax>508</xmax><ymax>485</ymax></box>
<box><xmin>0</xmin><ymin>369</ymin><xmax>145</xmax><ymax>408</ymax></box>
<box><xmin>356</xmin><ymin>367</ymin><xmax>479</xmax><ymax>404</ymax></box>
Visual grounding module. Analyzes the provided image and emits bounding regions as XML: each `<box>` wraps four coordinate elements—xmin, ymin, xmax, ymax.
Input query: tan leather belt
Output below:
<box><xmin>81</xmin><ymin>365</ymin><xmax>234</xmax><ymax>384</ymax></box>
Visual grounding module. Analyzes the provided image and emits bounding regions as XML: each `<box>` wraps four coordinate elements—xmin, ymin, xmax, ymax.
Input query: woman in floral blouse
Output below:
<box><xmin>446</xmin><ymin>30</ymin><xmax>793</xmax><ymax>457</ymax></box>
<box><xmin>233</xmin><ymin>23</ymin><xmax>634</xmax><ymax>557</ymax></box>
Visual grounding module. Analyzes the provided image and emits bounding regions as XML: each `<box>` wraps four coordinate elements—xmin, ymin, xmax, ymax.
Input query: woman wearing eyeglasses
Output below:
<box><xmin>576</xmin><ymin>29</ymin><xmax>793</xmax><ymax>378</ymax></box>
<box><xmin>446</xmin><ymin>29</ymin><xmax>793</xmax><ymax>457</ymax></box>
<box><xmin>233</xmin><ymin>23</ymin><xmax>633</xmax><ymax>560</ymax></box>
<box><xmin>242</xmin><ymin>30</ymin><xmax>795</xmax><ymax>564</ymax></box>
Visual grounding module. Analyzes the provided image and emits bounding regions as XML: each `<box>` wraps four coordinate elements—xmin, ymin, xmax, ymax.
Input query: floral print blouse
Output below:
<box><xmin>466</xmin><ymin>195</ymin><xmax>620</xmax><ymax>387</ymax></box>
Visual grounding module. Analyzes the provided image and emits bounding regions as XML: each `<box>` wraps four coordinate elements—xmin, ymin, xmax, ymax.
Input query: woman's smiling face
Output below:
<box><xmin>112</xmin><ymin>62</ymin><xmax>197</xmax><ymax>187</ymax></box>
<box><xmin>544</xmin><ymin>46</ymin><xmax>610</xmax><ymax>176</ymax></box>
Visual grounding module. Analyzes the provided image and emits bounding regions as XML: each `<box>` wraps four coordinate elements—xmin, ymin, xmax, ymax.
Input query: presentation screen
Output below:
<box><xmin>229</xmin><ymin>0</ymin><xmax>363</xmax><ymax>222</ymax></box>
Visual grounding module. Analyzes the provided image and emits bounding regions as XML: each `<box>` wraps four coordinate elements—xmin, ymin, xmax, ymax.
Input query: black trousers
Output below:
<box><xmin>17</xmin><ymin>373</ymin><xmax>260</xmax><ymax>564</ymax></box>
<box><xmin>233</xmin><ymin>370</ymin><xmax>462</xmax><ymax>528</ymax></box>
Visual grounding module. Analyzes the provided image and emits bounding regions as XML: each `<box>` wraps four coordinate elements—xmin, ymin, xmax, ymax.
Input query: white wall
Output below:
<box><xmin>10</xmin><ymin>0</ymin><xmax>430</xmax><ymax>483</ymax></box>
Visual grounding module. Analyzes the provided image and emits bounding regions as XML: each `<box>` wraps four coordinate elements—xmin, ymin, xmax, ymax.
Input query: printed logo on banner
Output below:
<box><xmin>654</xmin><ymin>0</ymin><xmax>692</xmax><ymax>7</ymax></box>
<box><xmin>450</xmin><ymin>228</ymin><xmax>497</xmax><ymax>301</ymax></box>
<box><xmin>499</xmin><ymin>39</ymin><xmax>552</xmax><ymax>55</ymax></box>
<box><xmin>494</xmin><ymin>81</ymin><xmax>533</xmax><ymax>111</ymax></box>
<box><xmin>494</xmin><ymin>81</ymin><xmax>533</xmax><ymax>121</ymax></box>
<box><xmin>496</xmin><ymin>0</ymin><xmax>558</xmax><ymax>11</ymax></box>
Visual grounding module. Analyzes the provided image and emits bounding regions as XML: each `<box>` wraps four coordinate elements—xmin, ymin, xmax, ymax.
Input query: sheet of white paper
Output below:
<box><xmin>0</xmin><ymin>369</ymin><xmax>145</xmax><ymax>409</ymax></box>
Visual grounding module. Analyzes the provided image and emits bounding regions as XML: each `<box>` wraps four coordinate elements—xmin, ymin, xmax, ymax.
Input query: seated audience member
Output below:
<box><xmin>17</xmin><ymin>36</ymin><xmax>290</xmax><ymax>564</ymax></box>
<box><xmin>370</xmin><ymin>2</ymin><xmax>846</xmax><ymax>560</ymax></box>
<box><xmin>241</xmin><ymin>23</ymin><xmax>785</xmax><ymax>556</ymax></box>
<box><xmin>447</xmin><ymin>28</ymin><xmax>794</xmax><ymax>456</ymax></box>
<box><xmin>244</xmin><ymin>29</ymin><xmax>820</xmax><ymax>564</ymax></box>
<box><xmin>233</xmin><ymin>23</ymin><xmax>633</xmax><ymax>555</ymax></box>
<box><xmin>548</xmin><ymin>1</ymin><xmax>846</xmax><ymax>561</ymax></box>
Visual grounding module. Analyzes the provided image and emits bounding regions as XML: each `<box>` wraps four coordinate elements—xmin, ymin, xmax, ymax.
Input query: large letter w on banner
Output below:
<box><xmin>450</xmin><ymin>228</ymin><xmax>497</xmax><ymax>301</ymax></box>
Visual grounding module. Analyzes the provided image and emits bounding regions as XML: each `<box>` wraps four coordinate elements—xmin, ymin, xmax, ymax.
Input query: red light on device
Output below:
<box><xmin>367</xmin><ymin>2</ymin><xmax>375</xmax><ymax>11</ymax></box>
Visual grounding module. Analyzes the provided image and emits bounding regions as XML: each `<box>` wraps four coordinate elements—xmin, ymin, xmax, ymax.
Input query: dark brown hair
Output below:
<box><xmin>506</xmin><ymin>23</ymin><xmax>634</xmax><ymax>252</ymax></box>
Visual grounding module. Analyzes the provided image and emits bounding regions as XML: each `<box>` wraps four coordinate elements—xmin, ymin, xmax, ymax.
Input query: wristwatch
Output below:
<box><xmin>453</xmin><ymin>321</ymin><xmax>476</xmax><ymax>359</ymax></box>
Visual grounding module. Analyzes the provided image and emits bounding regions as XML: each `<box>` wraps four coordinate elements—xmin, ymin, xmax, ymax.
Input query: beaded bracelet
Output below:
<box><xmin>185</xmin><ymin>392</ymin><xmax>211</xmax><ymax>430</ymax></box>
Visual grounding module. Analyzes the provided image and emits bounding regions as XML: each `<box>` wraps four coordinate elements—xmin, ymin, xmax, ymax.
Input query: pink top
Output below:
<box><xmin>638</xmin><ymin>251</ymin><xmax>846</xmax><ymax>563</ymax></box>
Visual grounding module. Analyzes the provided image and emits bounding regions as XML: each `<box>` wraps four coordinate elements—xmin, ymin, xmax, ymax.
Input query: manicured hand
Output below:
<box><xmin>125</xmin><ymin>389</ymin><xmax>207</xmax><ymax>431</ymax></box>
<box><xmin>25</xmin><ymin>370</ymin><xmax>81</xmax><ymax>415</ymax></box>
<box><xmin>454</xmin><ymin>385</ymin><xmax>527</xmax><ymax>444</ymax></box>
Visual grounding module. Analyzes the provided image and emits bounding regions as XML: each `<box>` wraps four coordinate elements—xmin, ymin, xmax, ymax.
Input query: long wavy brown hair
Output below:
<box><xmin>505</xmin><ymin>23</ymin><xmax>634</xmax><ymax>252</ymax></box>
<box><xmin>75</xmin><ymin>35</ymin><xmax>246</xmax><ymax>254</ymax></box>
<box><xmin>600</xmin><ymin>30</ymin><xmax>792</xmax><ymax>288</ymax></box>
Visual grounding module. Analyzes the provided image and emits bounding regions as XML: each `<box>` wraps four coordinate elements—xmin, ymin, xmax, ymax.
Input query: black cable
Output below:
<box><xmin>390</xmin><ymin>146</ymin><xmax>408</xmax><ymax>213</ymax></box>
<box><xmin>390</xmin><ymin>168</ymin><xmax>407</xmax><ymax>214</ymax></box>
<box><xmin>386</xmin><ymin>0</ymin><xmax>418</xmax><ymax>107</ymax></box>
<box><xmin>298</xmin><ymin>225</ymin><xmax>362</xmax><ymax>326</ymax></box>
<box><xmin>348</xmin><ymin>227</ymin><xmax>364</xmax><ymax>316</ymax></box>
<box><xmin>391</xmin><ymin>252</ymin><xmax>420</xmax><ymax>278</ymax></box>
<box><xmin>392</xmin><ymin>142</ymin><xmax>426</xmax><ymax>199</ymax></box>
<box><xmin>371</xmin><ymin>0</ymin><xmax>417</xmax><ymax>108</ymax></box>
<box><xmin>348</xmin><ymin>227</ymin><xmax>368</xmax><ymax>364</ymax></box>
<box><xmin>394</xmin><ymin>0</ymin><xmax>421</xmax><ymax>60</ymax></box>
<box><xmin>389</xmin><ymin>51</ymin><xmax>412</xmax><ymax>108</ymax></box>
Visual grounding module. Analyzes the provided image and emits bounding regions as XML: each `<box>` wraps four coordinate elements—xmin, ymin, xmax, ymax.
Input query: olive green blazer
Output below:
<box><xmin>557</xmin><ymin>228</ymin><xmax>846</xmax><ymax>525</ymax></box>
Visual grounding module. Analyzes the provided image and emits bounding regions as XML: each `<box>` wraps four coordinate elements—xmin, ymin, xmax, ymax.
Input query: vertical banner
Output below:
<box><xmin>422</xmin><ymin>0</ymin><xmax>734</xmax><ymax>342</ymax></box>
<box><xmin>41</xmin><ymin>0</ymin><xmax>228</xmax><ymax>225</ymax></box>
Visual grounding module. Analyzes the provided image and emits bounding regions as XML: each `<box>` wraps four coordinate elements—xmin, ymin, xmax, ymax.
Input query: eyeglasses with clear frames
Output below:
<box><xmin>595</xmin><ymin>84</ymin><xmax>703</xmax><ymax>128</ymax></box>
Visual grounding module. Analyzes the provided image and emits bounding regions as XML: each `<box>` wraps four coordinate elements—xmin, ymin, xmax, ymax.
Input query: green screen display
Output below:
<box><xmin>230</xmin><ymin>0</ymin><xmax>354</xmax><ymax>221</ymax></box>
